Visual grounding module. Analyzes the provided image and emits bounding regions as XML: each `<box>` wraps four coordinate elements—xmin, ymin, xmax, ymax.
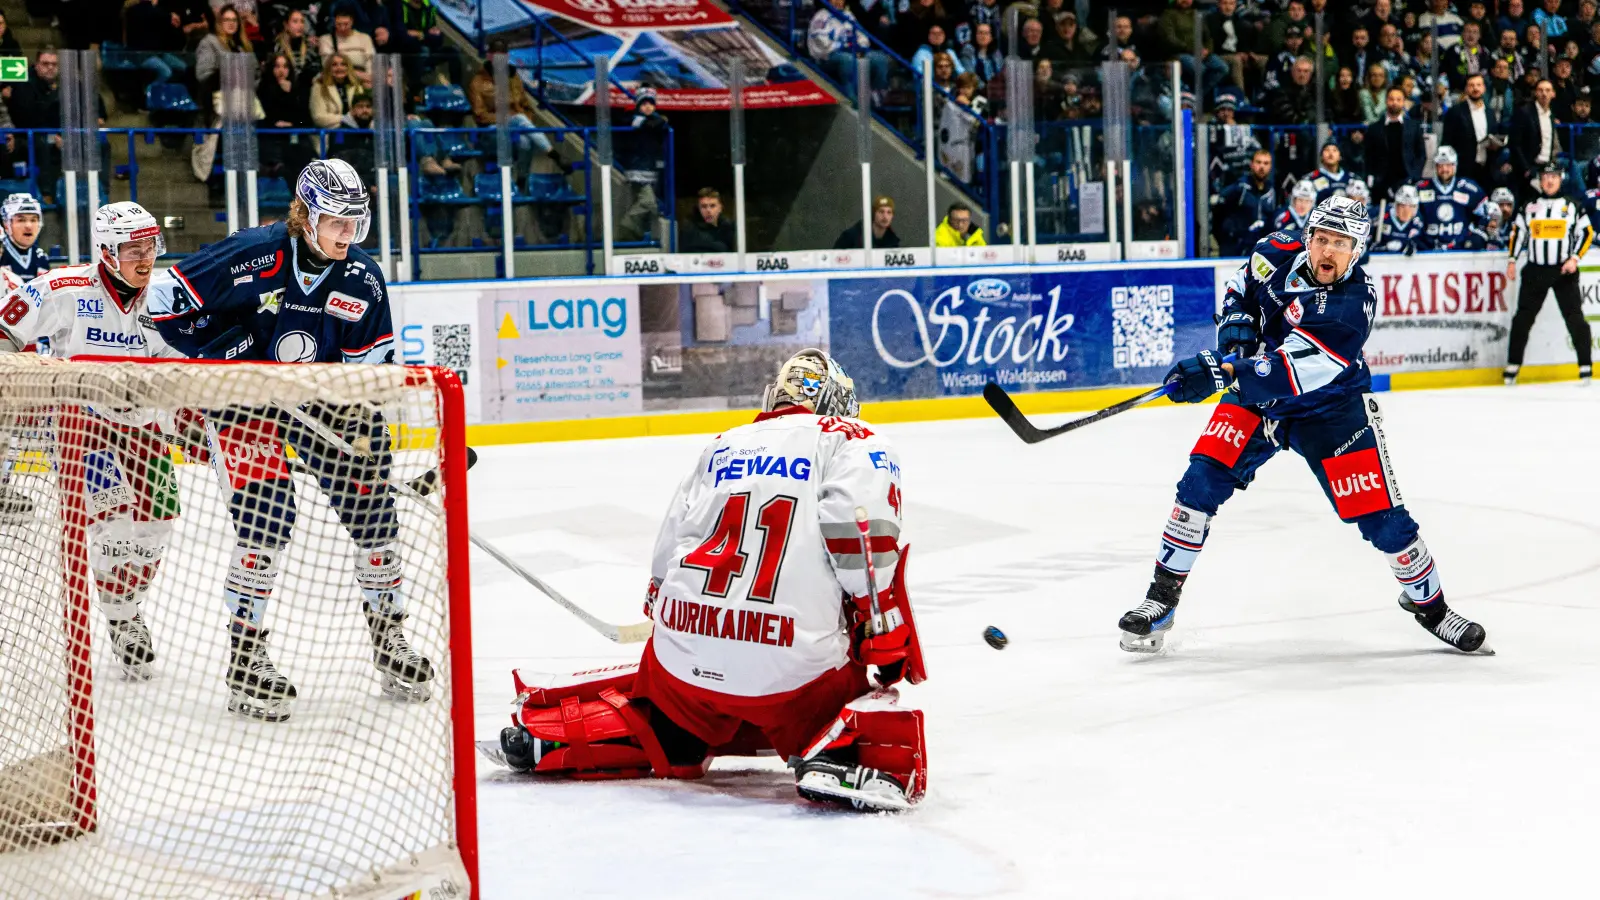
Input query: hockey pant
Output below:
<box><xmin>1507</xmin><ymin>264</ymin><xmax>1593</xmax><ymax>372</ymax></box>
<box><xmin>57</xmin><ymin>410</ymin><xmax>179</xmax><ymax>623</ymax></box>
<box><xmin>203</xmin><ymin>405</ymin><xmax>404</xmax><ymax>628</ymax></box>
<box><xmin>507</xmin><ymin>656</ymin><xmax>927</xmax><ymax>801</ymax></box>
<box><xmin>1158</xmin><ymin>393</ymin><xmax>1443</xmax><ymax>608</ymax></box>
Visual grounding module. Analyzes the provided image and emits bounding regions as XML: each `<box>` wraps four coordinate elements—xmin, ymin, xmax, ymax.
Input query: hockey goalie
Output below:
<box><xmin>486</xmin><ymin>350</ymin><xmax>929</xmax><ymax>811</ymax></box>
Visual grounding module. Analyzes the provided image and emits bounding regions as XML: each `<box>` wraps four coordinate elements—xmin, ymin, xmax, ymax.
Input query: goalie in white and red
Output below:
<box><xmin>486</xmin><ymin>349</ymin><xmax>929</xmax><ymax>811</ymax></box>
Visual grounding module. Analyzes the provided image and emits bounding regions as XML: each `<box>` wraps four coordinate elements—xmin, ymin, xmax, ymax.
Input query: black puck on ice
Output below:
<box><xmin>983</xmin><ymin>625</ymin><xmax>1008</xmax><ymax>649</ymax></box>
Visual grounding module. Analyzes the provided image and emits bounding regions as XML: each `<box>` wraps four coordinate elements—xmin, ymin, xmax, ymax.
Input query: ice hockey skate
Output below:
<box><xmin>365</xmin><ymin>607</ymin><xmax>434</xmax><ymax>702</ymax></box>
<box><xmin>1118</xmin><ymin>597</ymin><xmax>1177</xmax><ymax>653</ymax></box>
<box><xmin>106</xmin><ymin>614</ymin><xmax>154</xmax><ymax>679</ymax></box>
<box><xmin>227</xmin><ymin>627</ymin><xmax>298</xmax><ymax>722</ymax></box>
<box><xmin>794</xmin><ymin>753</ymin><xmax>912</xmax><ymax>812</ymax></box>
<box><xmin>1400</xmin><ymin>594</ymin><xmax>1493</xmax><ymax>655</ymax></box>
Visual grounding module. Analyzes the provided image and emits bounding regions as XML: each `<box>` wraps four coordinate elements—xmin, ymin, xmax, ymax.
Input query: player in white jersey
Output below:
<box><xmin>0</xmin><ymin>201</ymin><xmax>181</xmax><ymax>676</ymax></box>
<box><xmin>489</xmin><ymin>350</ymin><xmax>929</xmax><ymax>811</ymax></box>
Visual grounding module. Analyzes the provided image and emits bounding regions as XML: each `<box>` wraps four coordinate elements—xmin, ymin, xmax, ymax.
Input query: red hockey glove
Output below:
<box><xmin>849</xmin><ymin>589</ymin><xmax>912</xmax><ymax>686</ymax></box>
<box><xmin>644</xmin><ymin>576</ymin><xmax>662</xmax><ymax>619</ymax></box>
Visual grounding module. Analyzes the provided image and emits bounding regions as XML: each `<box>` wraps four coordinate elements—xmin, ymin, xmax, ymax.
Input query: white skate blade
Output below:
<box><xmin>378</xmin><ymin>674</ymin><xmax>432</xmax><ymax>703</ymax></box>
<box><xmin>1119</xmin><ymin>630</ymin><xmax>1166</xmax><ymax>653</ymax></box>
<box><xmin>228</xmin><ymin>691</ymin><xmax>293</xmax><ymax>723</ymax></box>
<box><xmin>796</xmin><ymin>772</ymin><xmax>912</xmax><ymax>812</ymax></box>
<box><xmin>1469</xmin><ymin>642</ymin><xmax>1496</xmax><ymax>656</ymax></box>
<box><xmin>476</xmin><ymin>740</ymin><xmax>514</xmax><ymax>770</ymax></box>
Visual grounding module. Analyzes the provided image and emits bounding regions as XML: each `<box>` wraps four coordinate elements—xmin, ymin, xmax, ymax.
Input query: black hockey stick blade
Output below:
<box><xmin>984</xmin><ymin>381</ymin><xmax>1169</xmax><ymax>443</ymax></box>
<box><xmin>406</xmin><ymin>445</ymin><xmax>478</xmax><ymax>497</ymax></box>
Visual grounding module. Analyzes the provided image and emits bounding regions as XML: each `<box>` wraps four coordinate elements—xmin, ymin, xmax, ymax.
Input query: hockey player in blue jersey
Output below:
<box><xmin>1273</xmin><ymin>179</ymin><xmax>1318</xmax><ymax>233</ymax></box>
<box><xmin>145</xmin><ymin>159</ymin><xmax>427</xmax><ymax>721</ymax></box>
<box><xmin>1118</xmin><ymin>196</ymin><xmax>1490</xmax><ymax>656</ymax></box>
<box><xmin>1417</xmin><ymin>146</ymin><xmax>1487</xmax><ymax>250</ymax></box>
<box><xmin>0</xmin><ymin>193</ymin><xmax>48</xmax><ymax>280</ymax></box>
<box><xmin>1373</xmin><ymin>185</ymin><xmax>1429</xmax><ymax>254</ymax></box>
<box><xmin>1486</xmin><ymin>187</ymin><xmax>1515</xmax><ymax>250</ymax></box>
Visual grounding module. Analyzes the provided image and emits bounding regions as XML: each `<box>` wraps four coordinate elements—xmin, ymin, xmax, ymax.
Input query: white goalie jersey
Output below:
<box><xmin>649</xmin><ymin>407</ymin><xmax>905</xmax><ymax>698</ymax></box>
<box><xmin>0</xmin><ymin>263</ymin><xmax>179</xmax><ymax>359</ymax></box>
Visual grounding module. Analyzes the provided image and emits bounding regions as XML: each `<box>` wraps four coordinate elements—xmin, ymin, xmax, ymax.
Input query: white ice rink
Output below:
<box><xmin>467</xmin><ymin>384</ymin><xmax>1600</xmax><ymax>900</ymax></box>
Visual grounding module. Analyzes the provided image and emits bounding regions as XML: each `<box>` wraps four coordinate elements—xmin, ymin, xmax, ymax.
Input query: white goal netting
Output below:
<box><xmin>0</xmin><ymin>357</ymin><xmax>473</xmax><ymax>900</ymax></box>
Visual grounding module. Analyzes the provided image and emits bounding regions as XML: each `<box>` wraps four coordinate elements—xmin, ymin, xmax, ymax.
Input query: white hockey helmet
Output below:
<box><xmin>1342</xmin><ymin>179</ymin><xmax>1371</xmax><ymax>202</ymax></box>
<box><xmin>1393</xmin><ymin>185</ymin><xmax>1420</xmax><ymax>207</ymax></box>
<box><xmin>1</xmin><ymin>192</ymin><xmax>41</xmax><ymax>226</ymax></box>
<box><xmin>1291</xmin><ymin>179</ymin><xmax>1319</xmax><ymax>202</ymax></box>
<box><xmin>1490</xmin><ymin>187</ymin><xmax>1515</xmax><ymax>206</ymax></box>
<box><xmin>1304</xmin><ymin>195</ymin><xmax>1370</xmax><ymax>270</ymax></box>
<box><xmin>1433</xmin><ymin>145</ymin><xmax>1458</xmax><ymax>166</ymax></box>
<box><xmin>761</xmin><ymin>348</ymin><xmax>859</xmax><ymax>418</ymax></box>
<box><xmin>295</xmin><ymin>158</ymin><xmax>370</xmax><ymax>245</ymax></box>
<box><xmin>92</xmin><ymin>201</ymin><xmax>164</xmax><ymax>266</ymax></box>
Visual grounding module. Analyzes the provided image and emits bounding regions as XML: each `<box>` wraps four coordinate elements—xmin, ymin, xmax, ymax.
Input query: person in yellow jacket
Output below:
<box><xmin>935</xmin><ymin>203</ymin><xmax>987</xmax><ymax>246</ymax></box>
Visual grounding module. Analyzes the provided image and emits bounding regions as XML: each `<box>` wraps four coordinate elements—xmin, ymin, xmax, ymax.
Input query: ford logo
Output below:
<box><xmin>966</xmin><ymin>278</ymin><xmax>1012</xmax><ymax>302</ymax></box>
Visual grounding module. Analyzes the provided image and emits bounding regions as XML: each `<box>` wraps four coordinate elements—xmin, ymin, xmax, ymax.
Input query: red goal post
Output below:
<box><xmin>0</xmin><ymin>356</ymin><xmax>477</xmax><ymax>900</ymax></box>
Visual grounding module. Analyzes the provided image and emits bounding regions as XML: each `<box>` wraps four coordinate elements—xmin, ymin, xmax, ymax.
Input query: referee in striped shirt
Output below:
<box><xmin>1504</xmin><ymin>162</ymin><xmax>1595</xmax><ymax>385</ymax></box>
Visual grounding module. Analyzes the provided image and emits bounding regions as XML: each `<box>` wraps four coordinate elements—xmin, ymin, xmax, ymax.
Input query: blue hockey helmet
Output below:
<box><xmin>295</xmin><ymin>158</ymin><xmax>370</xmax><ymax>245</ymax></box>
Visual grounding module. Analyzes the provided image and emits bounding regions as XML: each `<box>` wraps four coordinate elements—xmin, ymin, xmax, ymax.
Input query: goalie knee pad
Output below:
<box><xmin>1157</xmin><ymin>502</ymin><xmax>1209</xmax><ymax>576</ymax></box>
<box><xmin>796</xmin><ymin>688</ymin><xmax>927</xmax><ymax>806</ymax></box>
<box><xmin>507</xmin><ymin>664</ymin><xmax>712</xmax><ymax>780</ymax></box>
<box><xmin>224</xmin><ymin>541</ymin><xmax>282</xmax><ymax>627</ymax></box>
<box><xmin>355</xmin><ymin>544</ymin><xmax>406</xmax><ymax>616</ymax></box>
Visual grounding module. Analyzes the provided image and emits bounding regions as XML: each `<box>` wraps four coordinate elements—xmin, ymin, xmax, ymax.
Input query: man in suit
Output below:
<box><xmin>1364</xmin><ymin>87</ymin><xmax>1426</xmax><ymax>200</ymax></box>
<box><xmin>1443</xmin><ymin>73</ymin><xmax>1503</xmax><ymax>186</ymax></box>
<box><xmin>1510</xmin><ymin>79</ymin><xmax>1562</xmax><ymax>204</ymax></box>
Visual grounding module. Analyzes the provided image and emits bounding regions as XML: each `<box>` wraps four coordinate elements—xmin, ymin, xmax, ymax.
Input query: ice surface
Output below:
<box><xmin>469</xmin><ymin>384</ymin><xmax>1600</xmax><ymax>899</ymax></box>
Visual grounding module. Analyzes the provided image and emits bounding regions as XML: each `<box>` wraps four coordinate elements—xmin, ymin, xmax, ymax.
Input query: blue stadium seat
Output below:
<box><xmin>258</xmin><ymin>177</ymin><xmax>292</xmax><ymax>207</ymax></box>
<box><xmin>422</xmin><ymin>85</ymin><xmax>471</xmax><ymax>115</ymax></box>
<box><xmin>146</xmin><ymin>83</ymin><xmax>199</xmax><ymax>113</ymax></box>
<box><xmin>474</xmin><ymin>173</ymin><xmax>515</xmax><ymax>202</ymax></box>
<box><xmin>439</xmin><ymin>134</ymin><xmax>485</xmax><ymax>160</ymax></box>
<box><xmin>101</xmin><ymin>41</ymin><xmax>138</xmax><ymax>74</ymax></box>
<box><xmin>526</xmin><ymin>173</ymin><xmax>581</xmax><ymax>203</ymax></box>
<box><xmin>0</xmin><ymin>179</ymin><xmax>32</xmax><ymax>199</ymax></box>
<box><xmin>418</xmin><ymin>173</ymin><xmax>469</xmax><ymax>204</ymax></box>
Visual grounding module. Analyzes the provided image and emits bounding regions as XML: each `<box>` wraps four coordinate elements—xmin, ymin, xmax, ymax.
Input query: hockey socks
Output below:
<box><xmin>1386</xmin><ymin>539</ymin><xmax>1490</xmax><ymax>653</ymax></box>
<box><xmin>1157</xmin><ymin>503</ymin><xmax>1209</xmax><ymax>578</ymax></box>
<box><xmin>224</xmin><ymin>541</ymin><xmax>281</xmax><ymax>627</ymax></box>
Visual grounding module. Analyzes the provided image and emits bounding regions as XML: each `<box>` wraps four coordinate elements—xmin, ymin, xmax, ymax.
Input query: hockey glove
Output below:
<box><xmin>1164</xmin><ymin>350</ymin><xmax>1231</xmax><ymax>404</ymax></box>
<box><xmin>643</xmin><ymin>576</ymin><xmax>662</xmax><ymax>619</ymax></box>
<box><xmin>849</xmin><ymin>589</ymin><xmax>912</xmax><ymax>686</ymax></box>
<box><xmin>1215</xmin><ymin>310</ymin><xmax>1260</xmax><ymax>358</ymax></box>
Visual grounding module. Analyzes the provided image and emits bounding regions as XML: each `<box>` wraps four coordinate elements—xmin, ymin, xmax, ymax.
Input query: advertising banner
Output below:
<box><xmin>396</xmin><ymin>284</ymin><xmax>491</xmax><ymax>424</ymax></box>
<box><xmin>524</xmin><ymin>0</ymin><xmax>734</xmax><ymax>30</ymax></box>
<box><xmin>1361</xmin><ymin>253</ymin><xmax>1513</xmax><ymax>373</ymax></box>
<box><xmin>487</xmin><ymin>285</ymin><xmax>643</xmax><ymax>422</ymax></box>
<box><xmin>826</xmin><ymin>266</ymin><xmax>1217</xmax><ymax>400</ymax></box>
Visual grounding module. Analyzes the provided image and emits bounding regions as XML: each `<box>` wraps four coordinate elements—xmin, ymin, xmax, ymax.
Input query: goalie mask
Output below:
<box><xmin>92</xmin><ymin>201</ymin><xmax>165</xmax><ymax>267</ymax></box>
<box><xmin>296</xmin><ymin>158</ymin><xmax>371</xmax><ymax>245</ymax></box>
<box><xmin>762</xmin><ymin>349</ymin><xmax>859</xmax><ymax>418</ymax></box>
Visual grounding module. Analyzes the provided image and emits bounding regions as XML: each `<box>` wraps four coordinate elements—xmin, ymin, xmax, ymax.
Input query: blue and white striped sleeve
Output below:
<box><xmin>1233</xmin><ymin>325</ymin><xmax>1359</xmax><ymax>403</ymax></box>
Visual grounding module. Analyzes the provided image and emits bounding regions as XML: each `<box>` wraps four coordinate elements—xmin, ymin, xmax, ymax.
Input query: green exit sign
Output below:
<box><xmin>0</xmin><ymin>58</ymin><xmax>27</xmax><ymax>82</ymax></box>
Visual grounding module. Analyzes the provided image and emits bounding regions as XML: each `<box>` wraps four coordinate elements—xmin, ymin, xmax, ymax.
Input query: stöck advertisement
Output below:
<box><xmin>825</xmin><ymin>267</ymin><xmax>1218</xmax><ymax>400</ymax></box>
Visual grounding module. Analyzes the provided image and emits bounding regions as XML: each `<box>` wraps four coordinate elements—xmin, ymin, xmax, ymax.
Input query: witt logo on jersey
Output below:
<box><xmin>1323</xmin><ymin>447</ymin><xmax>1394</xmax><ymax>518</ymax></box>
<box><xmin>1192</xmin><ymin>404</ymin><xmax>1261</xmax><ymax>468</ymax></box>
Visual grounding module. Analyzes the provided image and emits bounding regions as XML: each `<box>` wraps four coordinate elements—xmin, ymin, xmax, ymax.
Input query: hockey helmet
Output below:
<box><xmin>1490</xmin><ymin>187</ymin><xmax>1514</xmax><ymax>206</ymax></box>
<box><xmin>1</xmin><ymin>192</ymin><xmax>41</xmax><ymax>226</ymax></box>
<box><xmin>1342</xmin><ymin>179</ymin><xmax>1371</xmax><ymax>202</ymax></box>
<box><xmin>295</xmin><ymin>158</ymin><xmax>370</xmax><ymax>245</ymax></box>
<box><xmin>761</xmin><ymin>349</ymin><xmax>859</xmax><ymax>418</ymax></box>
<box><xmin>1303</xmin><ymin>195</ymin><xmax>1370</xmax><ymax>272</ymax></box>
<box><xmin>1393</xmin><ymin>185</ymin><xmax>1421</xmax><ymax>208</ymax></box>
<box><xmin>1291</xmin><ymin>179</ymin><xmax>1319</xmax><ymax>202</ymax></box>
<box><xmin>92</xmin><ymin>201</ymin><xmax>165</xmax><ymax>266</ymax></box>
<box><xmin>1433</xmin><ymin>145</ymin><xmax>1458</xmax><ymax>166</ymax></box>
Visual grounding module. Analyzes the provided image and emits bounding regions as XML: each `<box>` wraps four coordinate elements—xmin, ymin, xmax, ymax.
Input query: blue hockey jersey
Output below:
<box><xmin>1416</xmin><ymin>176</ymin><xmax>1486</xmax><ymax>249</ymax></box>
<box><xmin>147</xmin><ymin>223</ymin><xmax>395</xmax><ymax>364</ymax></box>
<box><xmin>1373</xmin><ymin>208</ymin><xmax>1429</xmax><ymax>254</ymax></box>
<box><xmin>1220</xmin><ymin>231</ymin><xmax>1376</xmax><ymax>419</ymax></box>
<box><xmin>0</xmin><ymin>236</ymin><xmax>48</xmax><ymax>280</ymax></box>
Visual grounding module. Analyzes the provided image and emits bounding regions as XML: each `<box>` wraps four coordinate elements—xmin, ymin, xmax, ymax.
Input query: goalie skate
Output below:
<box><xmin>794</xmin><ymin>755</ymin><xmax>912</xmax><ymax>812</ymax></box>
<box><xmin>366</xmin><ymin>608</ymin><xmax>434</xmax><ymax>702</ymax></box>
<box><xmin>1118</xmin><ymin>598</ymin><xmax>1177</xmax><ymax>653</ymax></box>
<box><xmin>106</xmin><ymin>614</ymin><xmax>155</xmax><ymax>679</ymax></box>
<box><xmin>227</xmin><ymin>627</ymin><xmax>297</xmax><ymax>722</ymax></box>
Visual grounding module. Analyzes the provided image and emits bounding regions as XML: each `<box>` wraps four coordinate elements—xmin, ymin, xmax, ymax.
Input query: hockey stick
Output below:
<box><xmin>983</xmin><ymin>353</ymin><xmax>1239</xmax><ymax>444</ymax></box>
<box><xmin>277</xmin><ymin>404</ymin><xmax>652</xmax><ymax>644</ymax></box>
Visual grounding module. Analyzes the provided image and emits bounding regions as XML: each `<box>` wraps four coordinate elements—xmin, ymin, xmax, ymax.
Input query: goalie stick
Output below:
<box><xmin>984</xmin><ymin>353</ymin><xmax>1239</xmax><ymax>444</ymax></box>
<box><xmin>277</xmin><ymin>404</ymin><xmax>653</xmax><ymax>645</ymax></box>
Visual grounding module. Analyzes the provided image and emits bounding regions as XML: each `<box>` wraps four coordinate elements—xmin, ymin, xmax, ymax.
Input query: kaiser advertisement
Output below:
<box><xmin>1360</xmin><ymin>253</ymin><xmax>1512</xmax><ymax>373</ymax></box>
<box><xmin>826</xmin><ymin>267</ymin><xmax>1218</xmax><ymax>399</ymax></box>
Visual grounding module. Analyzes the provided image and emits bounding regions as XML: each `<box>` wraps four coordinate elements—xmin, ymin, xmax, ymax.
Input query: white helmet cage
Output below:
<box><xmin>92</xmin><ymin>201</ymin><xmax>165</xmax><ymax>267</ymax></box>
<box><xmin>1303</xmin><ymin>195</ymin><xmax>1370</xmax><ymax>273</ymax></box>
<box><xmin>296</xmin><ymin>158</ymin><xmax>371</xmax><ymax>246</ymax></box>
<box><xmin>761</xmin><ymin>348</ymin><xmax>860</xmax><ymax>418</ymax></box>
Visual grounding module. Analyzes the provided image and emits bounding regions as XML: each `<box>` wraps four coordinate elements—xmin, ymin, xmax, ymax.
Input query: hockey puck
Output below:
<box><xmin>983</xmin><ymin>625</ymin><xmax>1008</xmax><ymax>650</ymax></box>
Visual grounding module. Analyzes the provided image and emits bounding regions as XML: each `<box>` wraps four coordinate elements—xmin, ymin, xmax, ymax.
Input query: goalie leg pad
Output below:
<box><xmin>89</xmin><ymin>516</ymin><xmax>172</xmax><ymax>616</ymax></box>
<box><xmin>794</xmin><ymin>688</ymin><xmax>928</xmax><ymax>810</ymax></box>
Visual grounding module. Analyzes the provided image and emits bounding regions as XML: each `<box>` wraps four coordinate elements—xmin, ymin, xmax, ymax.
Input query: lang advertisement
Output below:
<box><xmin>826</xmin><ymin>267</ymin><xmax>1218</xmax><ymax>400</ymax></box>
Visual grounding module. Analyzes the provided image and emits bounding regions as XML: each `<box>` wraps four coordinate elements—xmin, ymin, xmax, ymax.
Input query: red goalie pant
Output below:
<box><xmin>631</xmin><ymin>643</ymin><xmax>872</xmax><ymax>761</ymax></box>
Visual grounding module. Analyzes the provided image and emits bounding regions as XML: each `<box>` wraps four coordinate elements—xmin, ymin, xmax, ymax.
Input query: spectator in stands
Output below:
<box><xmin>125</xmin><ymin>0</ymin><xmax>191</xmax><ymax>86</ymax></box>
<box><xmin>169</xmin><ymin>0</ymin><xmax>211</xmax><ymax>51</ymax></box>
<box><xmin>196</xmin><ymin>5</ymin><xmax>253</xmax><ymax>116</ymax></box>
<box><xmin>1364</xmin><ymin>86</ymin><xmax>1425</xmax><ymax>199</ymax></box>
<box><xmin>397</xmin><ymin>0</ymin><xmax>462</xmax><ymax>87</ymax></box>
<box><xmin>930</xmin><ymin>51</ymin><xmax>957</xmax><ymax>94</ymax></box>
<box><xmin>1264</xmin><ymin>0</ymin><xmax>1311</xmax><ymax>56</ymax></box>
<box><xmin>938</xmin><ymin>73</ymin><xmax>980</xmax><ymax>180</ymax></box>
<box><xmin>309</xmin><ymin>53</ymin><xmax>359</xmax><ymax>129</ymax></box>
<box><xmin>258</xmin><ymin>52</ymin><xmax>314</xmax><ymax>186</ymax></box>
<box><xmin>1446</xmin><ymin>22</ymin><xmax>1490</xmax><ymax>90</ymax></box>
<box><xmin>1267</xmin><ymin>57</ymin><xmax>1317</xmax><ymax>124</ymax></box>
<box><xmin>0</xmin><ymin>12</ymin><xmax>23</xmax><ymax>57</ymax></box>
<box><xmin>1534</xmin><ymin>0</ymin><xmax>1568</xmax><ymax>41</ymax></box>
<box><xmin>1375</xmin><ymin>24</ymin><xmax>1408</xmax><ymax>83</ymax></box>
<box><xmin>468</xmin><ymin>41</ymin><xmax>566</xmax><ymax>176</ymax></box>
<box><xmin>1263</xmin><ymin>27</ymin><xmax>1306</xmax><ymax>92</ymax></box>
<box><xmin>1034</xmin><ymin>58</ymin><xmax>1064</xmax><ymax>120</ymax></box>
<box><xmin>1499</xmin><ymin>0</ymin><xmax>1532</xmax><ymax>36</ymax></box>
<box><xmin>1342</xmin><ymin>27</ymin><xmax>1373</xmax><ymax>86</ymax></box>
<box><xmin>894</xmin><ymin>0</ymin><xmax>948</xmax><ymax>59</ymax></box>
<box><xmin>275</xmin><ymin>10</ymin><xmax>322</xmax><ymax>86</ymax></box>
<box><xmin>1510</xmin><ymin>79</ymin><xmax>1561</xmax><ymax>201</ymax></box>
<box><xmin>1018</xmin><ymin>18</ymin><xmax>1045</xmax><ymax>63</ymax></box>
<box><xmin>1160</xmin><ymin>0</ymin><xmax>1227</xmax><ymax>99</ymax></box>
<box><xmin>679</xmin><ymin>187</ymin><xmax>736</xmax><ymax>253</ymax></box>
<box><xmin>834</xmin><ymin>195</ymin><xmax>901</xmax><ymax>249</ymax></box>
<box><xmin>1487</xmin><ymin>55</ymin><xmax>1517</xmax><ymax>120</ymax></box>
<box><xmin>1443</xmin><ymin>72</ymin><xmax>1500</xmax><ymax>185</ymax></box>
<box><xmin>319</xmin><ymin>11</ymin><xmax>376</xmax><ymax>83</ymax></box>
<box><xmin>1359</xmin><ymin>63</ymin><xmax>1391</xmax><ymax>121</ymax></box>
<box><xmin>1362</xmin><ymin>0</ymin><xmax>1399</xmax><ymax>47</ymax></box>
<box><xmin>961</xmin><ymin>22</ymin><xmax>1004</xmax><ymax>86</ymax></box>
<box><xmin>1420</xmin><ymin>0</ymin><xmax>1465</xmax><ymax>49</ymax></box>
<box><xmin>12</xmin><ymin>48</ymin><xmax>105</xmax><ymax>203</ymax></box>
<box><xmin>1331</xmin><ymin>66</ymin><xmax>1363</xmax><ymax>123</ymax></box>
<box><xmin>912</xmin><ymin>24</ymin><xmax>965</xmax><ymax>78</ymax></box>
<box><xmin>1214</xmin><ymin>148</ymin><xmax>1277</xmax><ymax>255</ymax></box>
<box><xmin>1102</xmin><ymin>15</ymin><xmax>1136</xmax><ymax>64</ymax></box>
<box><xmin>618</xmin><ymin>89</ymin><xmax>668</xmax><ymax>240</ymax></box>
<box><xmin>1045</xmin><ymin>12</ymin><xmax>1098</xmax><ymax>70</ymax></box>
<box><xmin>935</xmin><ymin>202</ymin><xmax>985</xmax><ymax>246</ymax></box>
<box><xmin>808</xmin><ymin>0</ymin><xmax>884</xmax><ymax>101</ymax></box>
<box><xmin>1207</xmin><ymin>0</ymin><xmax>1259</xmax><ymax>92</ymax></box>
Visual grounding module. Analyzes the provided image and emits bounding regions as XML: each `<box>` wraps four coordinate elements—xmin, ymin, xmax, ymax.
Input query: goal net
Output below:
<box><xmin>0</xmin><ymin>356</ymin><xmax>476</xmax><ymax>899</ymax></box>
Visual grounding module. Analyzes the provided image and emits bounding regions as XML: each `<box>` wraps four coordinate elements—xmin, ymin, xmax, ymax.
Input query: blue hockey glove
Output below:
<box><xmin>1215</xmin><ymin>310</ymin><xmax>1260</xmax><ymax>358</ymax></box>
<box><xmin>1164</xmin><ymin>350</ymin><xmax>1231</xmax><ymax>403</ymax></box>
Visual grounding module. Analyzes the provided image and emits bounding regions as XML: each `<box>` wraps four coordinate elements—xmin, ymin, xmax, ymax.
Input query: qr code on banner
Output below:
<box><xmin>433</xmin><ymin>324</ymin><xmax>471</xmax><ymax>380</ymax></box>
<box><xmin>1111</xmin><ymin>285</ymin><xmax>1175</xmax><ymax>369</ymax></box>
